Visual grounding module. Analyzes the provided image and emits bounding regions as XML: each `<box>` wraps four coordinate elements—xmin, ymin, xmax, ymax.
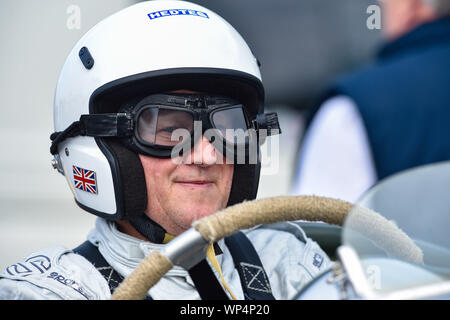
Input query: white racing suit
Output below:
<box><xmin>0</xmin><ymin>218</ymin><xmax>330</xmax><ymax>300</ymax></box>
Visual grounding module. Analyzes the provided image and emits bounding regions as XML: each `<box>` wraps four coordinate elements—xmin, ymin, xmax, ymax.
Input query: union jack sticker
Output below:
<box><xmin>73</xmin><ymin>165</ymin><xmax>98</xmax><ymax>195</ymax></box>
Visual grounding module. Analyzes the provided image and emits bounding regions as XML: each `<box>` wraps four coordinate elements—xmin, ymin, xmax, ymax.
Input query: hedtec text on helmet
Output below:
<box><xmin>50</xmin><ymin>0</ymin><xmax>281</xmax><ymax>242</ymax></box>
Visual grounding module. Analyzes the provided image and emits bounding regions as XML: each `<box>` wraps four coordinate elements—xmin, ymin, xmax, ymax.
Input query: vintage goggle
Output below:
<box><xmin>50</xmin><ymin>93</ymin><xmax>281</xmax><ymax>159</ymax></box>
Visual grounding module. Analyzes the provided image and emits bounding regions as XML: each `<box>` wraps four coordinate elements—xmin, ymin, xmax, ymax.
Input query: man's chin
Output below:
<box><xmin>179</xmin><ymin>204</ymin><xmax>224</xmax><ymax>223</ymax></box>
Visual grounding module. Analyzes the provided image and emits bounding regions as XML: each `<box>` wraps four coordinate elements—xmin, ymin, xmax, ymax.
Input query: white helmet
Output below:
<box><xmin>51</xmin><ymin>0</ymin><xmax>278</xmax><ymax>240</ymax></box>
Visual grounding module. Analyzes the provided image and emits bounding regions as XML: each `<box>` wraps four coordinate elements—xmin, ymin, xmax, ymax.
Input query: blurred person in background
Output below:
<box><xmin>292</xmin><ymin>0</ymin><xmax>450</xmax><ymax>202</ymax></box>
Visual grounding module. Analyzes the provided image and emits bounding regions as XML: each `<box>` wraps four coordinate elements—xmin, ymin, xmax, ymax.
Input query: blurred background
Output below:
<box><xmin>0</xmin><ymin>0</ymin><xmax>381</xmax><ymax>270</ymax></box>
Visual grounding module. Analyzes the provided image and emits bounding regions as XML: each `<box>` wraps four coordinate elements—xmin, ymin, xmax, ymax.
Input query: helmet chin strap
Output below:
<box><xmin>127</xmin><ymin>213</ymin><xmax>167</xmax><ymax>244</ymax></box>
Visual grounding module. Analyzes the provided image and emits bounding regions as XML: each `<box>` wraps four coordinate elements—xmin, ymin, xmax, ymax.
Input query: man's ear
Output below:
<box><xmin>407</xmin><ymin>0</ymin><xmax>437</xmax><ymax>30</ymax></box>
<box><xmin>413</xmin><ymin>0</ymin><xmax>438</xmax><ymax>24</ymax></box>
<box><xmin>383</xmin><ymin>0</ymin><xmax>438</xmax><ymax>39</ymax></box>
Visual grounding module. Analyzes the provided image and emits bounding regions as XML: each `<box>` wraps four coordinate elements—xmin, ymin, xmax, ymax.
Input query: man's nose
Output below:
<box><xmin>189</xmin><ymin>135</ymin><xmax>218</xmax><ymax>166</ymax></box>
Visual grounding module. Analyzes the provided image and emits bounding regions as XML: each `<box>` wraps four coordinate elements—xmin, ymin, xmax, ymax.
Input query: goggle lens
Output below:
<box><xmin>137</xmin><ymin>105</ymin><xmax>249</xmax><ymax>148</ymax></box>
<box><xmin>211</xmin><ymin>107</ymin><xmax>249</xmax><ymax>145</ymax></box>
<box><xmin>137</xmin><ymin>107</ymin><xmax>194</xmax><ymax>146</ymax></box>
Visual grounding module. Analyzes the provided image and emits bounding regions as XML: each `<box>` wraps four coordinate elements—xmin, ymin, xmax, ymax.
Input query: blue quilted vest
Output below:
<box><xmin>319</xmin><ymin>17</ymin><xmax>450</xmax><ymax>180</ymax></box>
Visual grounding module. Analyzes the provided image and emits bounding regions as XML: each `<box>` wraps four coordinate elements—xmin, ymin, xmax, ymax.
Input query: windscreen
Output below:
<box><xmin>342</xmin><ymin>161</ymin><xmax>450</xmax><ymax>295</ymax></box>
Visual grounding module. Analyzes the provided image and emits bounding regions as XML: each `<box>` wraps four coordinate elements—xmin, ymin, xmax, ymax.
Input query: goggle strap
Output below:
<box><xmin>79</xmin><ymin>113</ymin><xmax>133</xmax><ymax>137</ymax></box>
<box><xmin>50</xmin><ymin>121</ymin><xmax>82</xmax><ymax>155</ymax></box>
<box><xmin>252</xmin><ymin>112</ymin><xmax>281</xmax><ymax>136</ymax></box>
<box><xmin>50</xmin><ymin>113</ymin><xmax>133</xmax><ymax>155</ymax></box>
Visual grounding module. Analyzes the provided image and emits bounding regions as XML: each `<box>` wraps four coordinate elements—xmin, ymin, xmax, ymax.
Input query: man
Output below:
<box><xmin>292</xmin><ymin>0</ymin><xmax>450</xmax><ymax>202</ymax></box>
<box><xmin>0</xmin><ymin>1</ymin><xmax>330</xmax><ymax>300</ymax></box>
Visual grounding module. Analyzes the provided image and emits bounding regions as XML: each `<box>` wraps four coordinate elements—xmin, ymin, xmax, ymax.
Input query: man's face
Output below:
<box><xmin>139</xmin><ymin>136</ymin><xmax>234</xmax><ymax>235</ymax></box>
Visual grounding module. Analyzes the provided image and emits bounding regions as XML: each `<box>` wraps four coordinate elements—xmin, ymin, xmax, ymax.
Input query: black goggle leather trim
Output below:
<box><xmin>50</xmin><ymin>94</ymin><xmax>280</xmax><ymax>157</ymax></box>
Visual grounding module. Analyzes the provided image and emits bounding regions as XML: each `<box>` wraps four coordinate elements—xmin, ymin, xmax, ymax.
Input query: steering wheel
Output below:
<box><xmin>111</xmin><ymin>195</ymin><xmax>423</xmax><ymax>300</ymax></box>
